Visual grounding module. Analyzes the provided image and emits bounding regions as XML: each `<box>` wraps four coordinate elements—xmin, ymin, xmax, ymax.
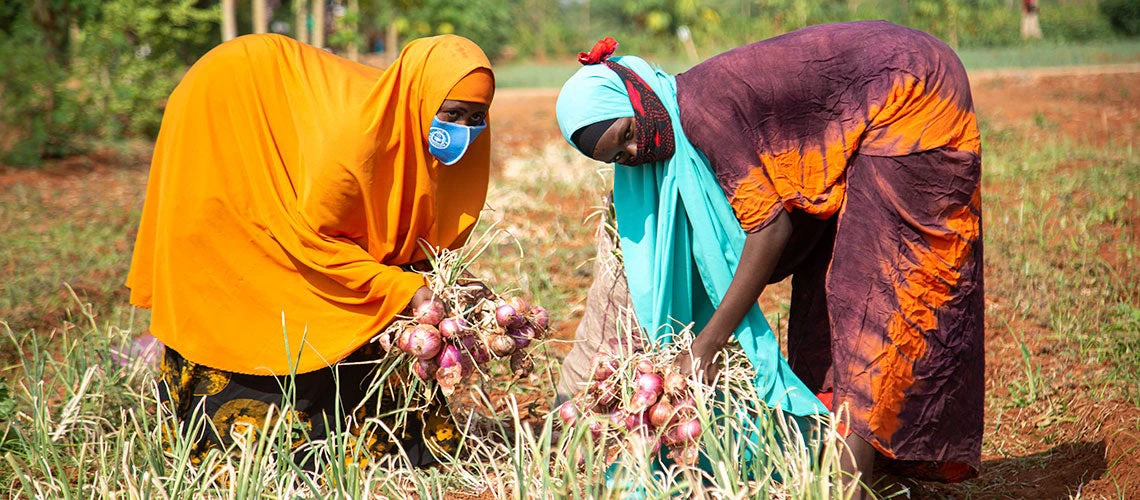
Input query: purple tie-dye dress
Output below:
<box><xmin>677</xmin><ymin>21</ymin><xmax>984</xmax><ymax>481</ymax></box>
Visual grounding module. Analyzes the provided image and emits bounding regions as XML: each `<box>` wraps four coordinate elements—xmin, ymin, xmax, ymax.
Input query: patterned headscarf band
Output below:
<box><xmin>578</xmin><ymin>37</ymin><xmax>676</xmax><ymax>165</ymax></box>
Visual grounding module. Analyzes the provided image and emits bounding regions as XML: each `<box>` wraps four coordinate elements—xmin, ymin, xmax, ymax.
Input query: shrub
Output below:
<box><xmin>1040</xmin><ymin>1</ymin><xmax>1117</xmax><ymax>43</ymax></box>
<box><xmin>0</xmin><ymin>0</ymin><xmax>215</xmax><ymax>166</ymax></box>
<box><xmin>0</xmin><ymin>4</ymin><xmax>98</xmax><ymax>165</ymax></box>
<box><xmin>1100</xmin><ymin>0</ymin><xmax>1140</xmax><ymax>37</ymax></box>
<box><xmin>396</xmin><ymin>0</ymin><xmax>516</xmax><ymax>60</ymax></box>
<box><xmin>70</xmin><ymin>0</ymin><xmax>217</xmax><ymax>139</ymax></box>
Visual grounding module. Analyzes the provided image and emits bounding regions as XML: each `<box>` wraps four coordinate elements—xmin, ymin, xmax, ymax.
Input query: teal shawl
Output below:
<box><xmin>556</xmin><ymin>56</ymin><xmax>825</xmax><ymax>418</ymax></box>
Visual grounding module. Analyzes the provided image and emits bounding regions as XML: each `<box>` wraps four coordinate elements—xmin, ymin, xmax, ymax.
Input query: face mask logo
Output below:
<box><xmin>428</xmin><ymin>117</ymin><xmax>486</xmax><ymax>165</ymax></box>
<box><xmin>429</xmin><ymin>127</ymin><xmax>451</xmax><ymax>149</ymax></box>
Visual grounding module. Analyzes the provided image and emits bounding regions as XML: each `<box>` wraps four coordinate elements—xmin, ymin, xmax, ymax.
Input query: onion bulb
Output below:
<box><xmin>437</xmin><ymin>344</ymin><xmax>463</xmax><ymax>369</ymax></box>
<box><xmin>396</xmin><ymin>328</ymin><xmax>414</xmax><ymax>353</ymax></box>
<box><xmin>636</xmin><ymin>359</ymin><xmax>655</xmax><ymax>374</ymax></box>
<box><xmin>489</xmin><ymin>334</ymin><xmax>515</xmax><ymax>357</ymax></box>
<box><xmin>527</xmin><ymin>305</ymin><xmax>549</xmax><ymax>332</ymax></box>
<box><xmin>376</xmin><ymin>332</ymin><xmax>394</xmax><ymax>352</ymax></box>
<box><xmin>672</xmin><ymin>419</ymin><xmax>702</xmax><ymax>442</ymax></box>
<box><xmin>495</xmin><ymin>304</ymin><xmax>524</xmax><ymax>329</ymax></box>
<box><xmin>459</xmin><ymin>333</ymin><xmax>478</xmax><ymax>351</ymax></box>
<box><xmin>595</xmin><ymin>380</ymin><xmax>617</xmax><ymax>407</ymax></box>
<box><xmin>459</xmin><ymin>352</ymin><xmax>475</xmax><ymax>377</ymax></box>
<box><xmin>414</xmin><ymin>300</ymin><xmax>445</xmax><ymax>325</ymax></box>
<box><xmin>411</xmin><ymin>358</ymin><xmax>439</xmax><ymax>380</ymax></box>
<box><xmin>589</xmin><ymin>421</ymin><xmax>605</xmax><ymax>440</ymax></box>
<box><xmin>625</xmin><ymin>411</ymin><xmax>649</xmax><ymax>431</ymax></box>
<box><xmin>663</xmin><ymin>371</ymin><xmax>688</xmax><ymax>395</ymax></box>
<box><xmin>592</xmin><ymin>354</ymin><xmax>615</xmax><ymax>381</ymax></box>
<box><xmin>673</xmin><ymin>396</ymin><xmax>697</xmax><ymax>418</ymax></box>
<box><xmin>647</xmin><ymin>399</ymin><xmax>675</xmax><ymax>428</ymax></box>
<box><xmin>674</xmin><ymin>444</ymin><xmax>699</xmax><ymax>465</ymax></box>
<box><xmin>508</xmin><ymin>328</ymin><xmax>532</xmax><ymax>349</ymax></box>
<box><xmin>635</xmin><ymin>372</ymin><xmax>664</xmax><ymax>395</ymax></box>
<box><xmin>558</xmin><ymin>401</ymin><xmax>579</xmax><ymax>426</ymax></box>
<box><xmin>630</xmin><ymin>389</ymin><xmax>659</xmax><ymax>412</ymax></box>
<box><xmin>514</xmin><ymin>324</ymin><xmax>539</xmax><ymax>348</ymax></box>
<box><xmin>438</xmin><ymin>317</ymin><xmax>466</xmax><ymax>339</ymax></box>
<box><xmin>407</xmin><ymin>324</ymin><xmax>442</xmax><ymax>359</ymax></box>
<box><xmin>506</xmin><ymin>296</ymin><xmax>529</xmax><ymax>315</ymax></box>
<box><xmin>470</xmin><ymin>344</ymin><xmax>491</xmax><ymax>365</ymax></box>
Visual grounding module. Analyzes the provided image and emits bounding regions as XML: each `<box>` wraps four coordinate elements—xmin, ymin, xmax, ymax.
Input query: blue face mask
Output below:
<box><xmin>428</xmin><ymin>117</ymin><xmax>486</xmax><ymax>166</ymax></box>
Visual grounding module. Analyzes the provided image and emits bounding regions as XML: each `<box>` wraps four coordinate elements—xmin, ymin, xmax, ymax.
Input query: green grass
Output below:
<box><xmin>980</xmin><ymin>119</ymin><xmax>1139</xmax><ymax>404</ymax></box>
<box><xmin>0</xmin><ymin>170</ymin><xmax>150</xmax><ymax>342</ymax></box>
<box><xmin>0</xmin><ymin>298</ymin><xmax>857</xmax><ymax>498</ymax></box>
<box><xmin>495</xmin><ymin>39</ymin><xmax>1140</xmax><ymax>88</ymax></box>
<box><xmin>957</xmin><ymin>39</ymin><xmax>1140</xmax><ymax>70</ymax></box>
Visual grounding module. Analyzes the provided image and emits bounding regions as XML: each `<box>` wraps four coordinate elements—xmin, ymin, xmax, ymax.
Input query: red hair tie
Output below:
<box><xmin>578</xmin><ymin>37</ymin><xmax>618</xmax><ymax>65</ymax></box>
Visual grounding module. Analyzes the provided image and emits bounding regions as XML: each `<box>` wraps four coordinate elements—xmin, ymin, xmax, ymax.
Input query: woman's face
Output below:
<box><xmin>589</xmin><ymin>117</ymin><xmax>637</xmax><ymax>165</ymax></box>
<box><xmin>436</xmin><ymin>100</ymin><xmax>489</xmax><ymax>127</ymax></box>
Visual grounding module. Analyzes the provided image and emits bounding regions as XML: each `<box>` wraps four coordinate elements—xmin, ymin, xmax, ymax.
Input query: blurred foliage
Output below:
<box><xmin>1041</xmin><ymin>1</ymin><xmax>1117</xmax><ymax>42</ymax></box>
<box><xmin>580</xmin><ymin>0</ymin><xmax>1121</xmax><ymax>56</ymax></box>
<box><xmin>0</xmin><ymin>0</ymin><xmax>1135</xmax><ymax>165</ymax></box>
<box><xmin>391</xmin><ymin>0</ymin><xmax>515</xmax><ymax>60</ymax></box>
<box><xmin>0</xmin><ymin>0</ymin><xmax>216</xmax><ymax>166</ymax></box>
<box><xmin>1101</xmin><ymin>0</ymin><xmax>1140</xmax><ymax>37</ymax></box>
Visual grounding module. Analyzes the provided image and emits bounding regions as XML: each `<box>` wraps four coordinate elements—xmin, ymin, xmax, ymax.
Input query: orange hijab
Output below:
<box><xmin>127</xmin><ymin>34</ymin><xmax>494</xmax><ymax>375</ymax></box>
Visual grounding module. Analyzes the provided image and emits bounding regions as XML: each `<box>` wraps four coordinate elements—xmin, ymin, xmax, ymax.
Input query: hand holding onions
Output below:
<box><xmin>558</xmin><ymin>350</ymin><xmax>704</xmax><ymax>466</ymax></box>
<box><xmin>377</xmin><ymin>282</ymin><xmax>550</xmax><ymax>394</ymax></box>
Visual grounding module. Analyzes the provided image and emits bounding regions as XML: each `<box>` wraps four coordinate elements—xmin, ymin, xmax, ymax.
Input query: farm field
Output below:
<box><xmin>1</xmin><ymin>65</ymin><xmax>1138</xmax><ymax>497</ymax></box>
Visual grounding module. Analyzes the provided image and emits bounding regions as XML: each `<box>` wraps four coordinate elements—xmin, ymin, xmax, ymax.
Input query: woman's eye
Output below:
<box><xmin>470</xmin><ymin>113</ymin><xmax>486</xmax><ymax>124</ymax></box>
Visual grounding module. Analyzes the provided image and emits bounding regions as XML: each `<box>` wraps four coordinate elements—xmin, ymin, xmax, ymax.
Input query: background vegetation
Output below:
<box><xmin>1</xmin><ymin>0</ymin><xmax>1138</xmax><ymax>165</ymax></box>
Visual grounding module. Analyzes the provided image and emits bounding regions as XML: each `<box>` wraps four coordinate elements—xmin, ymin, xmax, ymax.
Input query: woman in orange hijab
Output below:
<box><xmin>127</xmin><ymin>33</ymin><xmax>495</xmax><ymax>466</ymax></box>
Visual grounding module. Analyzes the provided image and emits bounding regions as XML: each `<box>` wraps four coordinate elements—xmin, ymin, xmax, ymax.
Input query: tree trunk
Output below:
<box><xmin>583</xmin><ymin>0</ymin><xmax>590</xmax><ymax>34</ymax></box>
<box><xmin>294</xmin><ymin>0</ymin><xmax>308</xmax><ymax>43</ymax></box>
<box><xmin>253</xmin><ymin>0</ymin><xmax>268</xmax><ymax>34</ymax></box>
<box><xmin>311</xmin><ymin>0</ymin><xmax>326</xmax><ymax>49</ymax></box>
<box><xmin>221</xmin><ymin>0</ymin><xmax>237</xmax><ymax>41</ymax></box>
<box><xmin>1020</xmin><ymin>12</ymin><xmax>1042</xmax><ymax>39</ymax></box>
<box><xmin>346</xmin><ymin>0</ymin><xmax>359</xmax><ymax>61</ymax></box>
<box><xmin>385</xmin><ymin>19</ymin><xmax>398</xmax><ymax>66</ymax></box>
<box><xmin>1021</xmin><ymin>1</ymin><xmax>1043</xmax><ymax>40</ymax></box>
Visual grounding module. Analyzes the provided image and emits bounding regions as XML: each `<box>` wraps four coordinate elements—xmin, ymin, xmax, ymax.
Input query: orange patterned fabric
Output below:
<box><xmin>829</xmin><ymin>150</ymin><xmax>984</xmax><ymax>481</ymax></box>
<box><xmin>127</xmin><ymin>34</ymin><xmax>493</xmax><ymax>375</ymax></box>
<box><xmin>677</xmin><ymin>21</ymin><xmax>980</xmax><ymax>233</ymax></box>
<box><xmin>677</xmin><ymin>21</ymin><xmax>984</xmax><ymax>481</ymax></box>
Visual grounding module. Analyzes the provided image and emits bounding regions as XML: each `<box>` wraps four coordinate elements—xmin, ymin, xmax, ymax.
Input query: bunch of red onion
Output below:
<box><xmin>379</xmin><ymin>293</ymin><xmax>549</xmax><ymax>393</ymax></box>
<box><xmin>557</xmin><ymin>352</ymin><xmax>703</xmax><ymax>465</ymax></box>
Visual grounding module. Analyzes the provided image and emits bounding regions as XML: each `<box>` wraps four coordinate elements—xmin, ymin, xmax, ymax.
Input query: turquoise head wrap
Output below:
<box><xmin>555</xmin><ymin>56</ymin><xmax>826</xmax><ymax>420</ymax></box>
<box><xmin>555</xmin><ymin>57</ymin><xmax>636</xmax><ymax>147</ymax></box>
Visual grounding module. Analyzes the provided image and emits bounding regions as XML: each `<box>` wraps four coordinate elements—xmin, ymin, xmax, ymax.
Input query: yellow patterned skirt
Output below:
<box><xmin>157</xmin><ymin>343</ymin><xmax>459</xmax><ymax>469</ymax></box>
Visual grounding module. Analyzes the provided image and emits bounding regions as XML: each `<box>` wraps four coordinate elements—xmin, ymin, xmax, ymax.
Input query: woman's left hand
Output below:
<box><xmin>674</xmin><ymin>334</ymin><xmax>726</xmax><ymax>384</ymax></box>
